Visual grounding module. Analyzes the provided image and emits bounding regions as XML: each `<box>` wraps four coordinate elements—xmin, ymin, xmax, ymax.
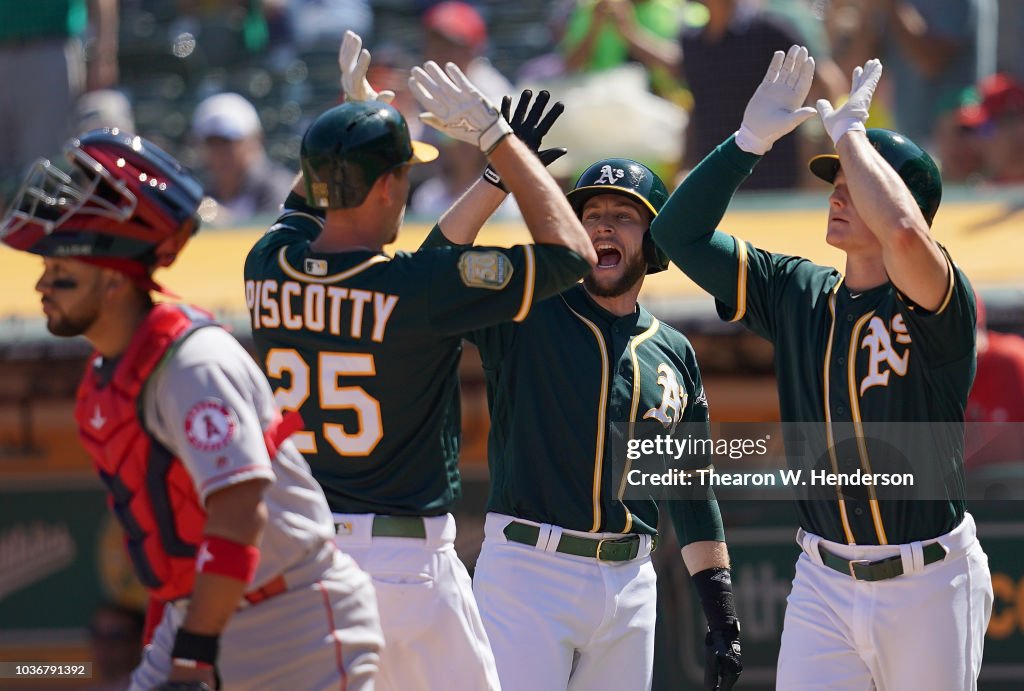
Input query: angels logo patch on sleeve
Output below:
<box><xmin>185</xmin><ymin>399</ymin><xmax>238</xmax><ymax>452</ymax></box>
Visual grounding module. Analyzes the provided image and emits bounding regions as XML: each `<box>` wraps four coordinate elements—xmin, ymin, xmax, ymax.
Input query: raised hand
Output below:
<box><xmin>735</xmin><ymin>44</ymin><xmax>817</xmax><ymax>155</ymax></box>
<box><xmin>817</xmin><ymin>58</ymin><xmax>883</xmax><ymax>146</ymax></box>
<box><xmin>338</xmin><ymin>30</ymin><xmax>395</xmax><ymax>104</ymax></box>
<box><xmin>408</xmin><ymin>61</ymin><xmax>512</xmax><ymax>154</ymax></box>
<box><xmin>483</xmin><ymin>89</ymin><xmax>567</xmax><ymax>191</ymax></box>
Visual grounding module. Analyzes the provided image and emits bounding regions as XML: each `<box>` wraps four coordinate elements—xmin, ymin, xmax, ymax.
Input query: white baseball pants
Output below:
<box><xmin>474</xmin><ymin>512</ymin><xmax>658</xmax><ymax>691</ymax></box>
<box><xmin>133</xmin><ymin>541</ymin><xmax>383</xmax><ymax>690</ymax></box>
<box><xmin>776</xmin><ymin>513</ymin><xmax>993</xmax><ymax>691</ymax></box>
<box><xmin>333</xmin><ymin>512</ymin><xmax>500</xmax><ymax>691</ymax></box>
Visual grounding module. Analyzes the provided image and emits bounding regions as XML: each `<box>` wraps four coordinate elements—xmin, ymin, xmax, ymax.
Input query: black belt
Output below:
<box><xmin>335</xmin><ymin>515</ymin><xmax>427</xmax><ymax>539</ymax></box>
<box><xmin>503</xmin><ymin>521</ymin><xmax>654</xmax><ymax>562</ymax></box>
<box><xmin>819</xmin><ymin>542</ymin><xmax>947</xmax><ymax>581</ymax></box>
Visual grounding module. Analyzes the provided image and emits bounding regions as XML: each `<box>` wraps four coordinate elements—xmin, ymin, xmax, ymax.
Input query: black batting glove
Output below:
<box><xmin>692</xmin><ymin>567</ymin><xmax>742</xmax><ymax>690</ymax></box>
<box><xmin>504</xmin><ymin>88</ymin><xmax>565</xmax><ymax>151</ymax></box>
<box><xmin>483</xmin><ymin>89</ymin><xmax>567</xmax><ymax>191</ymax></box>
<box><xmin>704</xmin><ymin>619</ymin><xmax>742</xmax><ymax>691</ymax></box>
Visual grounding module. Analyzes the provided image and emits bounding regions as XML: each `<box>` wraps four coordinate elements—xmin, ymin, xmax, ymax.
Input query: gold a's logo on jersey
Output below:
<box><xmin>859</xmin><ymin>314</ymin><xmax>911</xmax><ymax>394</ymax></box>
<box><xmin>643</xmin><ymin>363</ymin><xmax>687</xmax><ymax>434</ymax></box>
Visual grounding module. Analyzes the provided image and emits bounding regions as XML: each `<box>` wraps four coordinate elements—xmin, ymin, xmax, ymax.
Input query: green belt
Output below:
<box><xmin>503</xmin><ymin>521</ymin><xmax>652</xmax><ymax>562</ymax></box>
<box><xmin>819</xmin><ymin>542</ymin><xmax>947</xmax><ymax>581</ymax></box>
<box><xmin>334</xmin><ymin>515</ymin><xmax>427</xmax><ymax>539</ymax></box>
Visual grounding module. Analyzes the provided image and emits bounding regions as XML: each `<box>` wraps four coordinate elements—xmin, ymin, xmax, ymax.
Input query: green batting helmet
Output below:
<box><xmin>301</xmin><ymin>100</ymin><xmax>438</xmax><ymax>209</ymax></box>
<box><xmin>808</xmin><ymin>128</ymin><xmax>942</xmax><ymax>226</ymax></box>
<box><xmin>566</xmin><ymin>158</ymin><xmax>671</xmax><ymax>274</ymax></box>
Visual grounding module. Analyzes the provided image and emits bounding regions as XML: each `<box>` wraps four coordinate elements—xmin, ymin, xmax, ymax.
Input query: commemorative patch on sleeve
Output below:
<box><xmin>185</xmin><ymin>399</ymin><xmax>238</xmax><ymax>452</ymax></box>
<box><xmin>458</xmin><ymin>250</ymin><xmax>514</xmax><ymax>290</ymax></box>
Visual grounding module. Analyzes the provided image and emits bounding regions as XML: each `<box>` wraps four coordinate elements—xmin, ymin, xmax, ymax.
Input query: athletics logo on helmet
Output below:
<box><xmin>566</xmin><ymin>158</ymin><xmax>671</xmax><ymax>274</ymax></box>
<box><xmin>808</xmin><ymin>128</ymin><xmax>942</xmax><ymax>226</ymax></box>
<box><xmin>301</xmin><ymin>100</ymin><xmax>439</xmax><ymax>209</ymax></box>
<box><xmin>593</xmin><ymin>165</ymin><xmax>625</xmax><ymax>186</ymax></box>
<box><xmin>0</xmin><ymin>129</ymin><xmax>204</xmax><ymax>271</ymax></box>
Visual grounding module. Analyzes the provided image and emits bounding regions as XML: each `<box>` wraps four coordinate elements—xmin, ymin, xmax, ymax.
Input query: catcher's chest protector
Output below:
<box><xmin>75</xmin><ymin>304</ymin><xmax>210</xmax><ymax>601</ymax></box>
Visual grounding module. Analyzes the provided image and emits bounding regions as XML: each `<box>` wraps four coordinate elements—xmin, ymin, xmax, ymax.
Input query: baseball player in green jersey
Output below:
<box><xmin>422</xmin><ymin>141</ymin><xmax>742</xmax><ymax>686</ymax></box>
<box><xmin>244</xmin><ymin>34</ymin><xmax>597</xmax><ymax>691</ymax></box>
<box><xmin>650</xmin><ymin>45</ymin><xmax>993</xmax><ymax>689</ymax></box>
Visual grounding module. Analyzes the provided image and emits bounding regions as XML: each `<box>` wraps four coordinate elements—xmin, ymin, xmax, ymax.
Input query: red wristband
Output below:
<box><xmin>196</xmin><ymin>535</ymin><xmax>259</xmax><ymax>584</ymax></box>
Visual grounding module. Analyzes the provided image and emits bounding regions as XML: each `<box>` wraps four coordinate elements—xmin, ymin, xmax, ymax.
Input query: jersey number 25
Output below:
<box><xmin>265</xmin><ymin>349</ymin><xmax>383</xmax><ymax>456</ymax></box>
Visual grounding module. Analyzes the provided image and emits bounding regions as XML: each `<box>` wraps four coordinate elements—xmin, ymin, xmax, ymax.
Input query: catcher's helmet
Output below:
<box><xmin>808</xmin><ymin>128</ymin><xmax>942</xmax><ymax>226</ymax></box>
<box><xmin>566</xmin><ymin>158</ymin><xmax>670</xmax><ymax>274</ymax></box>
<box><xmin>0</xmin><ymin>129</ymin><xmax>204</xmax><ymax>267</ymax></box>
<box><xmin>301</xmin><ymin>100</ymin><xmax>438</xmax><ymax>209</ymax></box>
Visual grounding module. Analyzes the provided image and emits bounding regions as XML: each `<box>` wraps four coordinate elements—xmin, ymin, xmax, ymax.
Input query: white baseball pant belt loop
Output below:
<box><xmin>485</xmin><ymin>512</ymin><xmax>655</xmax><ymax>563</ymax></box>
<box><xmin>796</xmin><ymin>527</ymin><xmax>826</xmax><ymax>568</ymax></box>
<box><xmin>796</xmin><ymin>513</ymin><xmax>979</xmax><ymax>582</ymax></box>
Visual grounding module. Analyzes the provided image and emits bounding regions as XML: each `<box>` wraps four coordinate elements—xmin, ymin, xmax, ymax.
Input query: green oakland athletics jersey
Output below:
<box><xmin>475</xmin><ymin>286</ymin><xmax>725</xmax><ymax>543</ymax></box>
<box><xmin>243</xmin><ymin>198</ymin><xmax>590</xmax><ymax>516</ymax></box>
<box><xmin>422</xmin><ymin>228</ymin><xmax>725</xmax><ymax>544</ymax></box>
<box><xmin>652</xmin><ymin>136</ymin><xmax>977</xmax><ymax>546</ymax></box>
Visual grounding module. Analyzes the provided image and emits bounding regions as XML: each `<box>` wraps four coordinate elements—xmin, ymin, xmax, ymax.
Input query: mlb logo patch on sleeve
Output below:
<box><xmin>185</xmin><ymin>399</ymin><xmax>238</xmax><ymax>452</ymax></box>
<box><xmin>305</xmin><ymin>258</ymin><xmax>328</xmax><ymax>276</ymax></box>
<box><xmin>458</xmin><ymin>250</ymin><xmax>513</xmax><ymax>290</ymax></box>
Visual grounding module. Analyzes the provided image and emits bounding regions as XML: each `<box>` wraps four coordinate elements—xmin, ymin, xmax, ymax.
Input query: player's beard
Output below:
<box><xmin>584</xmin><ymin>248</ymin><xmax>647</xmax><ymax>298</ymax></box>
<box><xmin>43</xmin><ymin>284</ymin><xmax>104</xmax><ymax>338</ymax></box>
<box><xmin>46</xmin><ymin>301</ymin><xmax>102</xmax><ymax>337</ymax></box>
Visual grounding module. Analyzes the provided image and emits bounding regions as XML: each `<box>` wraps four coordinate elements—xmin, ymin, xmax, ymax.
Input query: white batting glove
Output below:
<box><xmin>735</xmin><ymin>45</ymin><xmax>817</xmax><ymax>155</ymax></box>
<box><xmin>817</xmin><ymin>59</ymin><xmax>883</xmax><ymax>146</ymax></box>
<box><xmin>408</xmin><ymin>61</ymin><xmax>512</xmax><ymax>154</ymax></box>
<box><xmin>338</xmin><ymin>30</ymin><xmax>395</xmax><ymax>104</ymax></box>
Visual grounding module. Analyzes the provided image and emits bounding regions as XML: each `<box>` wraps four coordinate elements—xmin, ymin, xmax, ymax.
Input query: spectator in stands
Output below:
<box><xmin>826</xmin><ymin>0</ymin><xmax>979</xmax><ymax>147</ymax></box>
<box><xmin>421</xmin><ymin>2</ymin><xmax>512</xmax><ymax>105</ymax></box>
<box><xmin>273</xmin><ymin>0</ymin><xmax>372</xmax><ymax>51</ymax></box>
<box><xmin>680</xmin><ymin>0</ymin><xmax>808</xmax><ymax>189</ymax></box>
<box><xmin>191</xmin><ymin>92</ymin><xmax>294</xmax><ymax>223</ymax></box>
<box><xmin>173</xmin><ymin>0</ymin><xmax>268</xmax><ymax>65</ymax></box>
<box><xmin>0</xmin><ymin>0</ymin><xmax>118</xmax><ymax>199</ymax></box>
<box><xmin>514</xmin><ymin>0</ymin><xmax>576</xmax><ymax>84</ymax></box>
<box><xmin>966</xmin><ymin>293</ymin><xmax>1024</xmax><ymax>471</ymax></box>
<box><xmin>85</xmin><ymin>601</ymin><xmax>145</xmax><ymax>691</ymax></box>
<box><xmin>996</xmin><ymin>0</ymin><xmax>1024</xmax><ymax>85</ymax></box>
<box><xmin>560</xmin><ymin>0</ymin><xmax>689</xmax><ymax>105</ymax></box>
<box><xmin>966</xmin><ymin>73</ymin><xmax>1024</xmax><ymax>184</ymax></box>
<box><xmin>76</xmin><ymin>89</ymin><xmax>136</xmax><ymax>134</ymax></box>
<box><xmin>665</xmin><ymin>0</ymin><xmax>845</xmax><ymax>190</ymax></box>
<box><xmin>931</xmin><ymin>86</ymin><xmax>984</xmax><ymax>184</ymax></box>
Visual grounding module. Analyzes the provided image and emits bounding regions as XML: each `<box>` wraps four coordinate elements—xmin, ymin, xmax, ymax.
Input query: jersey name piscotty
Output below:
<box><xmin>245</xmin><ymin>278</ymin><xmax>399</xmax><ymax>342</ymax></box>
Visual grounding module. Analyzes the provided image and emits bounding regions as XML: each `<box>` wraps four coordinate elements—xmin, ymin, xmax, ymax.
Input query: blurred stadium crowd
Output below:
<box><xmin>2</xmin><ymin>1</ymin><xmax>1024</xmax><ymax>458</ymax></box>
<box><xmin>4</xmin><ymin>0</ymin><xmax>1024</xmax><ymax>226</ymax></box>
<box><xmin>2</xmin><ymin>5</ymin><xmax>1024</xmax><ymax>684</ymax></box>
<box><xmin>1</xmin><ymin>0</ymin><xmax>1023</xmax><ymax>483</ymax></box>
